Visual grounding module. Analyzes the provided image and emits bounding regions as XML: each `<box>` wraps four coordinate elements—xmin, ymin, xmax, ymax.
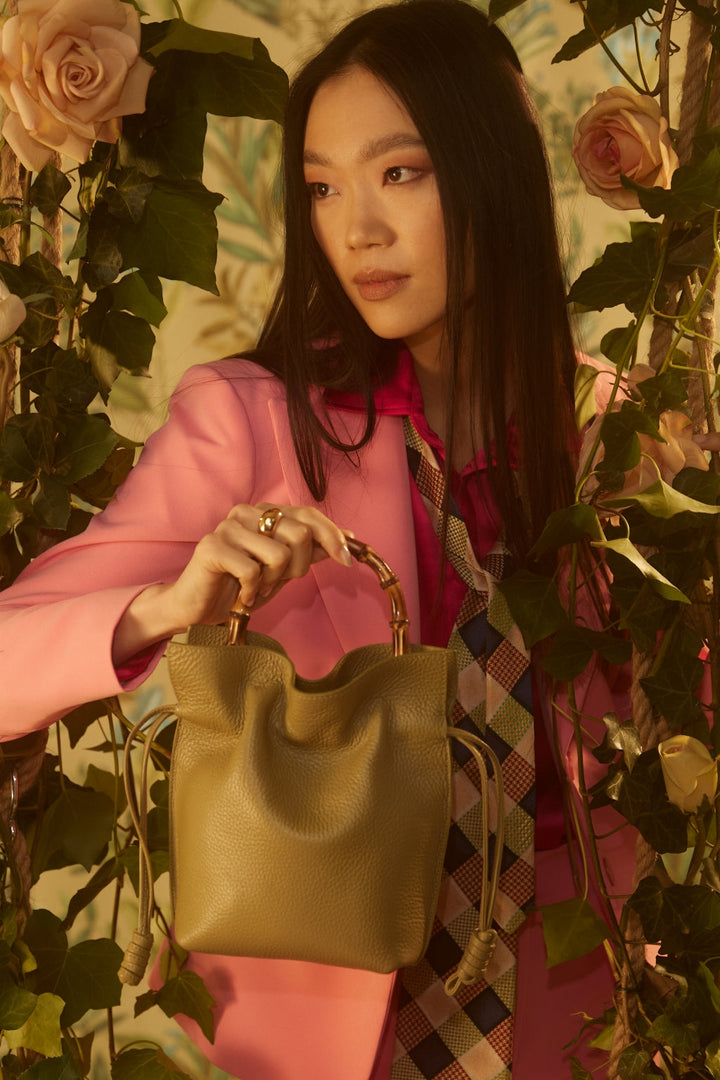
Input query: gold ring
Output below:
<box><xmin>258</xmin><ymin>507</ymin><xmax>283</xmax><ymax>537</ymax></box>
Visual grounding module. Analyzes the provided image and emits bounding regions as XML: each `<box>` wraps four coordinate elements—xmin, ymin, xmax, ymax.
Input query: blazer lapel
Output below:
<box><xmin>268</xmin><ymin>400</ymin><xmax>421</xmax><ymax>654</ymax></box>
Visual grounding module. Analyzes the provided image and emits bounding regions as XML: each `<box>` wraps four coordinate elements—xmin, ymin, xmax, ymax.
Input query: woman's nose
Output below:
<box><xmin>344</xmin><ymin>191</ymin><xmax>394</xmax><ymax>250</ymax></box>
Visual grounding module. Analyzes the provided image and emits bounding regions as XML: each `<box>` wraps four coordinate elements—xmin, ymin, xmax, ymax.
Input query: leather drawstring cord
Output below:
<box><xmin>118</xmin><ymin>706</ymin><xmax>176</xmax><ymax>986</ymax></box>
<box><xmin>444</xmin><ymin>728</ymin><xmax>505</xmax><ymax>996</ymax></box>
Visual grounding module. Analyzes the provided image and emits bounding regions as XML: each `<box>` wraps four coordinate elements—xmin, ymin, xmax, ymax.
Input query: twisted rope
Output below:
<box><xmin>0</xmin><ymin>732</ymin><xmax>48</xmax><ymax>927</ymax></box>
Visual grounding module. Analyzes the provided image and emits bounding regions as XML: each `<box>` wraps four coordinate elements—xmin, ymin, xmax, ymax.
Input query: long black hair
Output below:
<box><xmin>252</xmin><ymin>0</ymin><xmax>577</xmax><ymax>562</ymax></box>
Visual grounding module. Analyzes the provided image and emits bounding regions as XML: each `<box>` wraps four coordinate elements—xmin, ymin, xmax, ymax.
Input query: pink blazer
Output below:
<box><xmin>0</xmin><ymin>359</ymin><xmax>634</xmax><ymax>1079</ymax></box>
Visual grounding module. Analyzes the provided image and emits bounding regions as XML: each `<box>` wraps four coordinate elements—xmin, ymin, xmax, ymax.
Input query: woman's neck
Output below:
<box><xmin>410</xmin><ymin>347</ymin><xmax>479</xmax><ymax>470</ymax></box>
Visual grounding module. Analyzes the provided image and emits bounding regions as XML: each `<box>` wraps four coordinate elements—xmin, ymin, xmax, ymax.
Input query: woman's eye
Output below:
<box><xmin>385</xmin><ymin>166</ymin><xmax>418</xmax><ymax>184</ymax></box>
<box><xmin>307</xmin><ymin>181</ymin><xmax>337</xmax><ymax>199</ymax></box>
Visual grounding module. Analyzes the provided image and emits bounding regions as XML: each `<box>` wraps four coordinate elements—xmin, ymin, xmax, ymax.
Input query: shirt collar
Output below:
<box><xmin>324</xmin><ymin>346</ymin><xmax>491</xmax><ymax>476</ymax></box>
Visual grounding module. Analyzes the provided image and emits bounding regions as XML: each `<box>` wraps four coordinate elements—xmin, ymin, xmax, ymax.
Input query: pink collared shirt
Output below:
<box><xmin>326</xmin><ymin>347</ymin><xmax>564</xmax><ymax>849</ymax></box>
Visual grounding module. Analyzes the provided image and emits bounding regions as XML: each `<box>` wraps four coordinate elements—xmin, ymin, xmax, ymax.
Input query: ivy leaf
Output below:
<box><xmin>675</xmin><ymin>465</ymin><xmax>720</xmax><ymax>506</ymax></box>
<box><xmin>0</xmin><ymin>491</ymin><xmax>27</xmax><ymax>536</ymax></box>
<box><xmin>575</xmin><ymin>363</ymin><xmax>602</xmax><ymax>431</ymax></box>
<box><xmin>83</xmin><ymin>204</ymin><xmax>124</xmax><ymax>289</ymax></box>
<box><xmin>616</xmin><ymin>1044</ymin><xmax>655</xmax><ymax>1079</ymax></box>
<box><xmin>540</xmin><ymin>897</ymin><xmax>609</xmax><ymax>967</ymax></box>
<box><xmin>30</xmin><ymin>165</ymin><xmax>71</xmax><ymax>216</ymax></box>
<box><xmin>640</xmin><ymin>629</ymin><xmax>705</xmax><ymax>728</ymax></box>
<box><xmin>36</xmin><ymin>346</ymin><xmax>100</xmax><ymax>414</ymax></box>
<box><xmin>61</xmin><ymin>857</ymin><xmax>123</xmax><ymax>932</ymax></box>
<box><xmin>600</xmin><ymin>321</ymin><xmax>639</xmax><ymax>369</ymax></box>
<box><xmin>541</xmin><ymin>625</ymin><xmax>631</xmax><ymax>681</ymax></box>
<box><xmin>568</xmin><ymin>228</ymin><xmax>662</xmax><ymax>314</ymax></box>
<box><xmin>84</xmin><ymin>764</ymin><xmax>126</xmax><ymax>812</ymax></box>
<box><xmin>20</xmin><ymin>253</ymin><xmax>78</xmax><ymax>311</ymax></box>
<box><xmin>602</xmin><ymin>479</ymin><xmax>720</xmax><ymax>519</ymax></box>
<box><xmin>81</xmin><ymin>302</ymin><xmax>156</xmax><ymax>390</ymax></box>
<box><xmin>53</xmin><ymin>415</ymin><xmax>119</xmax><ymax>485</ymax></box>
<box><xmin>119</xmin><ymin>89</ymin><xmax>208</xmax><ymax>181</ymax></box>
<box><xmin>72</xmin><ymin>439</ymin><xmax>138</xmax><ymax>510</ymax></box>
<box><xmin>595</xmin><ymin>405</ymin><xmax>662</xmax><ymax>474</ymax></box>
<box><xmin>623</xmin><ymin>146</ymin><xmax>720</xmax><ymax>221</ymax></box>
<box><xmin>0</xmin><ymin>972</ymin><xmax>37</xmax><ymax>1030</ymax></box>
<box><xmin>610</xmin><ymin>750</ymin><xmax>689</xmax><ymax>852</ymax></box>
<box><xmin>33</xmin><ymin>474</ymin><xmax>71</xmax><ymax>532</ymax></box>
<box><xmin>594</xmin><ymin>713</ymin><xmax>643</xmax><ymax>771</ymax></box>
<box><xmin>147</xmin><ymin>21</ymin><xmax>256</xmax><ymax>59</ymax></box>
<box><xmin>120</xmin><ymin>846</ymin><xmax>170</xmax><ymax>893</ymax></box>
<box><xmin>118</xmin><ymin>179</ymin><xmax>223</xmax><ymax>294</ymax></box>
<box><xmin>24</xmin><ymin>911</ymin><xmax>122</xmax><ymax>1027</ymax></box>
<box><xmin>643</xmin><ymin>1010</ymin><xmax>699</xmax><ymax>1054</ymax></box>
<box><xmin>50</xmin><ymin>938</ymin><xmax>122</xmax><ymax>1026</ymax></box>
<box><xmin>109</xmin><ymin>272</ymin><xmax>167</xmax><ymax>326</ymax></box>
<box><xmin>632</xmin><ymin>368</ymin><xmax>689</xmax><ymax>411</ymax></box>
<box><xmin>105</xmin><ymin>169</ymin><xmax>153</xmax><ymax>224</ymax></box>
<box><xmin>530</xmin><ymin>503</ymin><xmax>604</xmax><ymax>557</ymax></box>
<box><xmin>61</xmin><ymin>699</ymin><xmax>108</xmax><ymax>748</ymax></box>
<box><xmin>593</xmin><ymin>537</ymin><xmax>690</xmax><ymax>604</ymax></box>
<box><xmin>146</xmin><ymin>31</ymin><xmax>287</xmax><ymax>121</ymax></box>
<box><xmin>495</xmin><ymin>570</ymin><xmax>567</xmax><ymax>647</ymax></box>
<box><xmin>110</xmin><ymin>1047</ymin><xmax>193</xmax><ymax>1079</ymax></box>
<box><xmin>569</xmin><ymin>1061</ymin><xmax>593</xmax><ymax>1080</ymax></box>
<box><xmin>665</xmin><ymin>224</ymin><xmax>717</xmax><ymax>276</ymax></box>
<box><xmin>32</xmin><ymin>785</ymin><xmax>115</xmax><ymax>876</ymax></box>
<box><xmin>4</xmin><ymin>993</ymin><xmax>63</xmax><ymax>1057</ymax></box>
<box><xmin>0</xmin><ymin>414</ymin><xmax>54</xmax><ymax>481</ymax></box>
<box><xmin>14</xmin><ymin>1054</ymin><xmax>82</xmax><ymax>1079</ymax></box>
<box><xmin>135</xmin><ymin>970</ymin><xmax>217</xmax><ymax>1044</ymax></box>
<box><xmin>552</xmin><ymin>0</ymin><xmax>662</xmax><ymax>63</ymax></box>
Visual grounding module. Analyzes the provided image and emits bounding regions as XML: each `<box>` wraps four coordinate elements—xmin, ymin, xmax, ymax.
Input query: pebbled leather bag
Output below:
<box><xmin>119</xmin><ymin>538</ymin><xmax>503</xmax><ymax>996</ymax></box>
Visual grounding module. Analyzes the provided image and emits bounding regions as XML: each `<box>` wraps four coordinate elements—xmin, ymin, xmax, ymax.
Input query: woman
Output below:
<box><xmin>0</xmin><ymin>2</ymin><xmax>633</xmax><ymax>1077</ymax></box>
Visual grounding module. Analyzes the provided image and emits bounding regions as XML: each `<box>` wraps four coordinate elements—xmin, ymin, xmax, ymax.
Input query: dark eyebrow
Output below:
<box><xmin>303</xmin><ymin>132</ymin><xmax>427</xmax><ymax>167</ymax></box>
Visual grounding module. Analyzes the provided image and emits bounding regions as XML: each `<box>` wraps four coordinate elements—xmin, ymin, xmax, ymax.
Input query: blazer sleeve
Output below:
<box><xmin>0</xmin><ymin>362</ymin><xmax>264</xmax><ymax>738</ymax></box>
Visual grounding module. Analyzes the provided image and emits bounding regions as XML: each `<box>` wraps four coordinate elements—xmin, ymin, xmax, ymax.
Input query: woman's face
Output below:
<box><xmin>303</xmin><ymin>65</ymin><xmax>448</xmax><ymax>365</ymax></box>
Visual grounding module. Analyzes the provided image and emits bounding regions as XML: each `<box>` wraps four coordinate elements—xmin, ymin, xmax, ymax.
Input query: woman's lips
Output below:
<box><xmin>353</xmin><ymin>271</ymin><xmax>409</xmax><ymax>301</ymax></box>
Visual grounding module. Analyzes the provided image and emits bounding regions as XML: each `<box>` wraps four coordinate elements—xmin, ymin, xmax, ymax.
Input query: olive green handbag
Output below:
<box><xmin>119</xmin><ymin>539</ymin><xmax>503</xmax><ymax>996</ymax></box>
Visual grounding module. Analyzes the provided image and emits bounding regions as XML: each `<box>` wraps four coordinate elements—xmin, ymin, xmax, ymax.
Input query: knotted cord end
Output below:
<box><xmin>118</xmin><ymin>929</ymin><xmax>154</xmax><ymax>986</ymax></box>
<box><xmin>444</xmin><ymin>928</ymin><xmax>498</xmax><ymax>997</ymax></box>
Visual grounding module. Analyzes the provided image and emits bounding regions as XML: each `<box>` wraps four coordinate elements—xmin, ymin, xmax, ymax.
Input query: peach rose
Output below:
<box><xmin>659</xmin><ymin>735</ymin><xmax>718</xmax><ymax>815</ymax></box>
<box><xmin>578</xmin><ymin>408</ymin><xmax>709</xmax><ymax>500</ymax></box>
<box><xmin>0</xmin><ymin>0</ymin><xmax>153</xmax><ymax>172</ymax></box>
<box><xmin>0</xmin><ymin>281</ymin><xmax>26</xmax><ymax>339</ymax></box>
<box><xmin>573</xmin><ymin>87</ymin><xmax>678</xmax><ymax>211</ymax></box>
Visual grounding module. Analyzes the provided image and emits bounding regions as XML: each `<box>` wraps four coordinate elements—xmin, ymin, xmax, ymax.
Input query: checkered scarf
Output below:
<box><xmin>390</xmin><ymin>417</ymin><xmax>535</xmax><ymax>1080</ymax></box>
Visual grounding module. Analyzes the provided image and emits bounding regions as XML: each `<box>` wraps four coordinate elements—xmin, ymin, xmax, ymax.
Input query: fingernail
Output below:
<box><xmin>340</xmin><ymin>544</ymin><xmax>353</xmax><ymax>567</ymax></box>
<box><xmin>260</xmin><ymin>584</ymin><xmax>275</xmax><ymax>598</ymax></box>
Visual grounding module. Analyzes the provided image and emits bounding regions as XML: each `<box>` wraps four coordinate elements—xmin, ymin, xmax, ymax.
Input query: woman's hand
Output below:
<box><xmin>112</xmin><ymin>503</ymin><xmax>353</xmax><ymax>665</ymax></box>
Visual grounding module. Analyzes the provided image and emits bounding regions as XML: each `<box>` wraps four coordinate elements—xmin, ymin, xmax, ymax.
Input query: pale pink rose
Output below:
<box><xmin>578</xmin><ymin>408</ymin><xmax>709</xmax><ymax>501</ymax></box>
<box><xmin>659</xmin><ymin>735</ymin><xmax>718</xmax><ymax>815</ymax></box>
<box><xmin>0</xmin><ymin>281</ymin><xmax>26</xmax><ymax>339</ymax></box>
<box><xmin>572</xmin><ymin>87</ymin><xmax>678</xmax><ymax>211</ymax></box>
<box><xmin>0</xmin><ymin>0</ymin><xmax>153</xmax><ymax>172</ymax></box>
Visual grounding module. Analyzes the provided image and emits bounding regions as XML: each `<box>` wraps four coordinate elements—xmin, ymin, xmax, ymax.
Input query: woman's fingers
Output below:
<box><xmin>114</xmin><ymin>503</ymin><xmax>353</xmax><ymax>660</ymax></box>
<box><xmin>194</xmin><ymin>503</ymin><xmax>353</xmax><ymax>611</ymax></box>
